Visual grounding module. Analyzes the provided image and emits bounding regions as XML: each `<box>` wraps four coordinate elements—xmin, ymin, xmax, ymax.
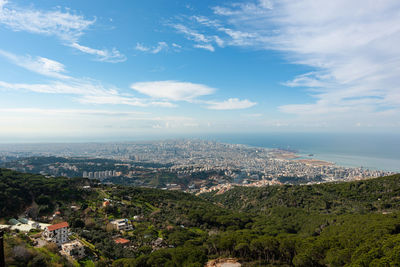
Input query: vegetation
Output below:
<box><xmin>3</xmin><ymin>232</ymin><xmax>72</xmax><ymax>266</ymax></box>
<box><xmin>203</xmin><ymin>174</ymin><xmax>400</xmax><ymax>214</ymax></box>
<box><xmin>1</xmin><ymin>168</ymin><xmax>400</xmax><ymax>266</ymax></box>
<box><xmin>0</xmin><ymin>168</ymin><xmax>97</xmax><ymax>218</ymax></box>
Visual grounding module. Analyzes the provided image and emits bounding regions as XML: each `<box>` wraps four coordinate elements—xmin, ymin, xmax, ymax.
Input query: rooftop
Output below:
<box><xmin>114</xmin><ymin>238</ymin><xmax>130</xmax><ymax>244</ymax></box>
<box><xmin>47</xmin><ymin>221</ymin><xmax>69</xmax><ymax>231</ymax></box>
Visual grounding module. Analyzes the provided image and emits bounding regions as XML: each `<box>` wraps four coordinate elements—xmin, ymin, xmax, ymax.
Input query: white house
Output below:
<box><xmin>110</xmin><ymin>219</ymin><xmax>133</xmax><ymax>231</ymax></box>
<box><xmin>43</xmin><ymin>221</ymin><xmax>69</xmax><ymax>245</ymax></box>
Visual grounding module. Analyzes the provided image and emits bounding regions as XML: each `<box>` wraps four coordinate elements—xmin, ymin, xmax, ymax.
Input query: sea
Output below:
<box><xmin>203</xmin><ymin>133</ymin><xmax>400</xmax><ymax>172</ymax></box>
<box><xmin>1</xmin><ymin>132</ymin><xmax>399</xmax><ymax>172</ymax></box>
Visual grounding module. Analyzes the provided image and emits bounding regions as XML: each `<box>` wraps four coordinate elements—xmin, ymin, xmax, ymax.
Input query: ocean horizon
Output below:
<box><xmin>203</xmin><ymin>133</ymin><xmax>400</xmax><ymax>172</ymax></box>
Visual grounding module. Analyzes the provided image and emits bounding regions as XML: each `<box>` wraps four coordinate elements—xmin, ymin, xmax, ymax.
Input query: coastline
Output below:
<box><xmin>298</xmin><ymin>152</ymin><xmax>400</xmax><ymax>172</ymax></box>
<box><xmin>209</xmin><ymin>133</ymin><xmax>400</xmax><ymax>173</ymax></box>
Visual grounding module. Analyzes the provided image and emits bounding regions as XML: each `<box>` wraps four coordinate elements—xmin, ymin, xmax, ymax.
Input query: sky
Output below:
<box><xmin>0</xmin><ymin>0</ymin><xmax>400</xmax><ymax>141</ymax></box>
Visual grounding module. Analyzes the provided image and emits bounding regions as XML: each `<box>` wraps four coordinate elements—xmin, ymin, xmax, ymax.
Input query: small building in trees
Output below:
<box><xmin>61</xmin><ymin>240</ymin><xmax>85</xmax><ymax>259</ymax></box>
<box><xmin>114</xmin><ymin>237</ymin><xmax>130</xmax><ymax>246</ymax></box>
<box><xmin>110</xmin><ymin>219</ymin><xmax>133</xmax><ymax>231</ymax></box>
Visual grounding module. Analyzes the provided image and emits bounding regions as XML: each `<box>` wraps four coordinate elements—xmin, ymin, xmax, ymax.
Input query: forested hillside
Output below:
<box><xmin>1</xmin><ymin>169</ymin><xmax>400</xmax><ymax>266</ymax></box>
<box><xmin>0</xmin><ymin>168</ymin><xmax>96</xmax><ymax>217</ymax></box>
<box><xmin>205</xmin><ymin>174</ymin><xmax>400</xmax><ymax>214</ymax></box>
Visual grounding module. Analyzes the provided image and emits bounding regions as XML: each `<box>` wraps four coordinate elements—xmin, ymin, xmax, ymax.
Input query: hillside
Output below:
<box><xmin>0</xmin><ymin>168</ymin><xmax>97</xmax><ymax>218</ymax></box>
<box><xmin>204</xmin><ymin>174</ymin><xmax>400</xmax><ymax>214</ymax></box>
<box><xmin>1</xmin><ymin>169</ymin><xmax>400</xmax><ymax>266</ymax></box>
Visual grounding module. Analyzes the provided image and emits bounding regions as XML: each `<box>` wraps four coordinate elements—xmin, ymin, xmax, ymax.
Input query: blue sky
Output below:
<box><xmin>0</xmin><ymin>0</ymin><xmax>399</xmax><ymax>141</ymax></box>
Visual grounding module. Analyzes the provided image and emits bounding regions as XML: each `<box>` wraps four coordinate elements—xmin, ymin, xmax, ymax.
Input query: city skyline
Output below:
<box><xmin>1</xmin><ymin>0</ymin><xmax>400</xmax><ymax>141</ymax></box>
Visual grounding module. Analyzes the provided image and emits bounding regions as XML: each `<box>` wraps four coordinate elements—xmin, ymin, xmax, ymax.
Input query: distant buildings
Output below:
<box><xmin>84</xmin><ymin>170</ymin><xmax>121</xmax><ymax>180</ymax></box>
<box><xmin>43</xmin><ymin>221</ymin><xmax>69</xmax><ymax>246</ymax></box>
<box><xmin>2</xmin><ymin>140</ymin><xmax>394</xmax><ymax>189</ymax></box>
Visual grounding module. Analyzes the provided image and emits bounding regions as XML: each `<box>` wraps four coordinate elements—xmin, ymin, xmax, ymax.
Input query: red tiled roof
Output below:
<box><xmin>47</xmin><ymin>221</ymin><xmax>69</xmax><ymax>231</ymax></box>
<box><xmin>114</xmin><ymin>238</ymin><xmax>130</xmax><ymax>244</ymax></box>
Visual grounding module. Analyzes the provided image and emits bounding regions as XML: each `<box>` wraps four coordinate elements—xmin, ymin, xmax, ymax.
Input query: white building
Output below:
<box><xmin>61</xmin><ymin>240</ymin><xmax>85</xmax><ymax>259</ymax></box>
<box><xmin>43</xmin><ymin>221</ymin><xmax>69</xmax><ymax>246</ymax></box>
<box><xmin>111</xmin><ymin>219</ymin><xmax>133</xmax><ymax>231</ymax></box>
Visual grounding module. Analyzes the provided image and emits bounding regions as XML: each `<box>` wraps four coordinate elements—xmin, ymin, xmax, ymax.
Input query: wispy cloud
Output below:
<box><xmin>0</xmin><ymin>49</ymin><xmax>70</xmax><ymax>79</ymax></box>
<box><xmin>0</xmin><ymin>79</ymin><xmax>115</xmax><ymax>96</ymax></box>
<box><xmin>171</xmin><ymin>13</ymin><xmax>261</xmax><ymax>50</ymax></box>
<box><xmin>206</xmin><ymin>98</ymin><xmax>256</xmax><ymax>110</ymax></box>
<box><xmin>194</xmin><ymin>44</ymin><xmax>214</xmax><ymax>52</ymax></box>
<box><xmin>173</xmin><ymin>24</ymin><xmax>211</xmax><ymax>43</ymax></box>
<box><xmin>0</xmin><ymin>0</ymin><xmax>125</xmax><ymax>63</ymax></box>
<box><xmin>70</xmin><ymin>43</ymin><xmax>126</xmax><ymax>63</ymax></box>
<box><xmin>79</xmin><ymin>95</ymin><xmax>175</xmax><ymax>108</ymax></box>
<box><xmin>0</xmin><ymin>0</ymin><xmax>93</xmax><ymax>42</ymax></box>
<box><xmin>131</xmin><ymin>80</ymin><xmax>215</xmax><ymax>102</ymax></box>
<box><xmin>135</xmin><ymin>42</ymin><xmax>169</xmax><ymax>54</ymax></box>
<box><xmin>172</xmin><ymin>24</ymin><xmax>219</xmax><ymax>52</ymax></box>
<box><xmin>0</xmin><ymin>48</ymin><xmax>254</xmax><ymax>111</ymax></box>
<box><xmin>135</xmin><ymin>43</ymin><xmax>150</xmax><ymax>52</ymax></box>
<box><xmin>0</xmin><ymin>79</ymin><xmax>176</xmax><ymax>108</ymax></box>
<box><xmin>173</xmin><ymin>0</ymin><xmax>400</xmax><ymax>125</ymax></box>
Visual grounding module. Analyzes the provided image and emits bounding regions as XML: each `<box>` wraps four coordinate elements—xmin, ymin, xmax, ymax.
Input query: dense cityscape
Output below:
<box><xmin>0</xmin><ymin>140</ymin><xmax>393</xmax><ymax>194</ymax></box>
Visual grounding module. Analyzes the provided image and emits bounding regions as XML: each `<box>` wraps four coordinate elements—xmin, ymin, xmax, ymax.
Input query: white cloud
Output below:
<box><xmin>191</xmin><ymin>16</ymin><xmax>221</xmax><ymax>28</ymax></box>
<box><xmin>135</xmin><ymin>42</ymin><xmax>169</xmax><ymax>54</ymax></box>
<box><xmin>135</xmin><ymin>43</ymin><xmax>150</xmax><ymax>52</ymax></box>
<box><xmin>217</xmin><ymin>27</ymin><xmax>259</xmax><ymax>46</ymax></box>
<box><xmin>0</xmin><ymin>50</ymin><xmax>69</xmax><ymax>79</ymax></box>
<box><xmin>175</xmin><ymin>0</ymin><xmax>400</xmax><ymax>126</ymax></box>
<box><xmin>150</xmin><ymin>101</ymin><xmax>177</xmax><ymax>108</ymax></box>
<box><xmin>79</xmin><ymin>95</ymin><xmax>175</xmax><ymax>108</ymax></box>
<box><xmin>194</xmin><ymin>44</ymin><xmax>215</xmax><ymax>52</ymax></box>
<box><xmin>172</xmin><ymin>23</ymin><xmax>222</xmax><ymax>52</ymax></box>
<box><xmin>131</xmin><ymin>80</ymin><xmax>215</xmax><ymax>102</ymax></box>
<box><xmin>0</xmin><ymin>79</ymin><xmax>175</xmax><ymax>108</ymax></box>
<box><xmin>0</xmin><ymin>1</ymin><xmax>126</xmax><ymax>63</ymax></box>
<box><xmin>70</xmin><ymin>42</ymin><xmax>126</xmax><ymax>63</ymax></box>
<box><xmin>173</xmin><ymin>24</ymin><xmax>211</xmax><ymax>43</ymax></box>
<box><xmin>78</xmin><ymin>95</ymin><xmax>148</xmax><ymax>107</ymax></box>
<box><xmin>152</xmin><ymin>42</ymin><xmax>168</xmax><ymax>54</ymax></box>
<box><xmin>214</xmin><ymin>36</ymin><xmax>225</xmax><ymax>47</ymax></box>
<box><xmin>0</xmin><ymin>49</ymin><xmax>249</xmax><ymax>111</ymax></box>
<box><xmin>206</xmin><ymin>98</ymin><xmax>256</xmax><ymax>110</ymax></box>
<box><xmin>259</xmin><ymin>0</ymin><xmax>273</xmax><ymax>9</ymax></box>
<box><xmin>0</xmin><ymin>80</ymin><xmax>119</xmax><ymax>98</ymax></box>
<box><xmin>0</xmin><ymin>0</ymin><xmax>94</xmax><ymax>42</ymax></box>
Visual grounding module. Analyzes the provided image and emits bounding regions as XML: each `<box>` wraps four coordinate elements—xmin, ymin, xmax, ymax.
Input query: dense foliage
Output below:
<box><xmin>1</xmin><ymin>169</ymin><xmax>400</xmax><ymax>266</ymax></box>
<box><xmin>204</xmin><ymin>174</ymin><xmax>400</xmax><ymax>214</ymax></box>
<box><xmin>0</xmin><ymin>168</ymin><xmax>96</xmax><ymax>217</ymax></box>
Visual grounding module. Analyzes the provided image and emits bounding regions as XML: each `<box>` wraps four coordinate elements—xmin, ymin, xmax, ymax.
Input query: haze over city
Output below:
<box><xmin>1</xmin><ymin>0</ymin><xmax>400</xmax><ymax>141</ymax></box>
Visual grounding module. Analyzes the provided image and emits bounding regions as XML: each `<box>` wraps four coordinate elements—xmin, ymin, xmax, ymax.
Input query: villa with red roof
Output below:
<box><xmin>42</xmin><ymin>221</ymin><xmax>69</xmax><ymax>245</ymax></box>
<box><xmin>114</xmin><ymin>237</ymin><xmax>130</xmax><ymax>246</ymax></box>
